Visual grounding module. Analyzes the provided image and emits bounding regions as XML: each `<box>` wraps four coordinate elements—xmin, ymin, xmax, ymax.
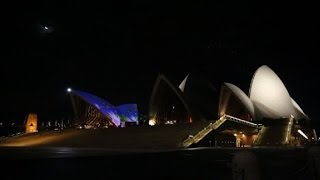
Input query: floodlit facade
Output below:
<box><xmin>219</xmin><ymin>65</ymin><xmax>308</xmax><ymax>121</ymax></box>
<box><xmin>69</xmin><ymin>89</ymin><xmax>138</xmax><ymax>128</ymax></box>
<box><xmin>218</xmin><ymin>65</ymin><xmax>313</xmax><ymax>146</ymax></box>
<box><xmin>249</xmin><ymin>65</ymin><xmax>308</xmax><ymax>120</ymax></box>
<box><xmin>149</xmin><ymin>65</ymin><xmax>315</xmax><ymax>148</ymax></box>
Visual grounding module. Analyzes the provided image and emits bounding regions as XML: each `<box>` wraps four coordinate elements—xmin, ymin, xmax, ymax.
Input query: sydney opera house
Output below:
<box><xmin>0</xmin><ymin>65</ymin><xmax>317</xmax><ymax>150</ymax></box>
<box><xmin>63</xmin><ymin>65</ymin><xmax>316</xmax><ymax>148</ymax></box>
<box><xmin>68</xmin><ymin>89</ymin><xmax>138</xmax><ymax>128</ymax></box>
<box><xmin>148</xmin><ymin>65</ymin><xmax>316</xmax><ymax>147</ymax></box>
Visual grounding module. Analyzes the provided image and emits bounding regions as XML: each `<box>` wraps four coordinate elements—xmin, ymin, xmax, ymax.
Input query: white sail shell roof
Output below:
<box><xmin>219</xmin><ymin>65</ymin><xmax>308</xmax><ymax>120</ymax></box>
<box><xmin>249</xmin><ymin>65</ymin><xmax>306</xmax><ymax>119</ymax></box>
<box><xmin>224</xmin><ymin>83</ymin><xmax>255</xmax><ymax>119</ymax></box>
<box><xmin>291</xmin><ymin>98</ymin><xmax>308</xmax><ymax>120</ymax></box>
<box><xmin>179</xmin><ymin>74</ymin><xmax>189</xmax><ymax>92</ymax></box>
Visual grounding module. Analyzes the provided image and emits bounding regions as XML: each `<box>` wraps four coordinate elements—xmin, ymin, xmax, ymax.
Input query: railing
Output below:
<box><xmin>182</xmin><ymin>118</ymin><xmax>226</xmax><ymax>148</ymax></box>
<box><xmin>182</xmin><ymin>114</ymin><xmax>259</xmax><ymax>148</ymax></box>
<box><xmin>223</xmin><ymin>115</ymin><xmax>258</xmax><ymax>128</ymax></box>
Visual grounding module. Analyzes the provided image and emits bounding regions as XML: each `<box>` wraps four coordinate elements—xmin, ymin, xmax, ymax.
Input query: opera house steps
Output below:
<box><xmin>0</xmin><ymin>121</ymin><xmax>217</xmax><ymax>150</ymax></box>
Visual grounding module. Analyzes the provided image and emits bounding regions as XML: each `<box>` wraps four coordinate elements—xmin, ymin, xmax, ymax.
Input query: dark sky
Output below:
<box><xmin>3</xmin><ymin>2</ymin><xmax>320</xmax><ymax>125</ymax></box>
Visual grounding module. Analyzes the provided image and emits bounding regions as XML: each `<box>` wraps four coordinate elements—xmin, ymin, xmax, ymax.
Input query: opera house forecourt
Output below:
<box><xmin>0</xmin><ymin>65</ymin><xmax>317</xmax><ymax>149</ymax></box>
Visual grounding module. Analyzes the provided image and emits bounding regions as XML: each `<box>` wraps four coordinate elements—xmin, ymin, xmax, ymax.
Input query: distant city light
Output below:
<box><xmin>67</xmin><ymin>88</ymin><xmax>72</xmax><ymax>92</ymax></box>
<box><xmin>44</xmin><ymin>26</ymin><xmax>48</xmax><ymax>30</ymax></box>
<box><xmin>298</xmin><ymin>129</ymin><xmax>308</xmax><ymax>140</ymax></box>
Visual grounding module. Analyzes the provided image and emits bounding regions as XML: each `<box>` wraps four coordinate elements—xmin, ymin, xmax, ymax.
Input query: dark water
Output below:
<box><xmin>0</xmin><ymin>147</ymin><xmax>318</xmax><ymax>180</ymax></box>
<box><xmin>0</xmin><ymin>148</ymin><xmax>232</xmax><ymax>179</ymax></box>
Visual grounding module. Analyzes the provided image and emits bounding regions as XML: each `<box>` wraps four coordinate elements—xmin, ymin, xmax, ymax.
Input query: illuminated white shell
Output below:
<box><xmin>224</xmin><ymin>83</ymin><xmax>255</xmax><ymax>119</ymax></box>
<box><xmin>249</xmin><ymin>65</ymin><xmax>306</xmax><ymax>119</ymax></box>
<box><xmin>179</xmin><ymin>74</ymin><xmax>189</xmax><ymax>92</ymax></box>
<box><xmin>291</xmin><ymin>98</ymin><xmax>308</xmax><ymax>120</ymax></box>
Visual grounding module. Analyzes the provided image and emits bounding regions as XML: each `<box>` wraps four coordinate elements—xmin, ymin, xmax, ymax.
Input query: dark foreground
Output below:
<box><xmin>0</xmin><ymin>146</ymin><xmax>319</xmax><ymax>179</ymax></box>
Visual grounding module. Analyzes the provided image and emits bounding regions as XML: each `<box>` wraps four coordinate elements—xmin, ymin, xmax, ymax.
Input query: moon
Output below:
<box><xmin>37</xmin><ymin>24</ymin><xmax>54</xmax><ymax>35</ymax></box>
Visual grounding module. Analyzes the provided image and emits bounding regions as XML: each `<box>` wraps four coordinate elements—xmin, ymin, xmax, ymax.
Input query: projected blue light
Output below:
<box><xmin>72</xmin><ymin>90</ymin><xmax>138</xmax><ymax>127</ymax></box>
<box><xmin>117</xmin><ymin>104</ymin><xmax>138</xmax><ymax>123</ymax></box>
<box><xmin>73</xmin><ymin>90</ymin><xmax>113</xmax><ymax>108</ymax></box>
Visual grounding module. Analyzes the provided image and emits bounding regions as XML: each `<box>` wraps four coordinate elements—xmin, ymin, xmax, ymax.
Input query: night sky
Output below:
<box><xmin>3</xmin><ymin>2</ymin><xmax>320</xmax><ymax>127</ymax></box>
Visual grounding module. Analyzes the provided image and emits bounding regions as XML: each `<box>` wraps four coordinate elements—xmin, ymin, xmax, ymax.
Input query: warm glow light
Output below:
<box><xmin>298</xmin><ymin>129</ymin><xmax>308</xmax><ymax>139</ymax></box>
<box><xmin>242</xmin><ymin>134</ymin><xmax>245</xmax><ymax>137</ymax></box>
<box><xmin>149</xmin><ymin>119</ymin><xmax>156</xmax><ymax>126</ymax></box>
<box><xmin>26</xmin><ymin>113</ymin><xmax>37</xmax><ymax>133</ymax></box>
<box><xmin>67</xmin><ymin>88</ymin><xmax>72</xmax><ymax>92</ymax></box>
<box><xmin>234</xmin><ymin>133</ymin><xmax>237</xmax><ymax>137</ymax></box>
